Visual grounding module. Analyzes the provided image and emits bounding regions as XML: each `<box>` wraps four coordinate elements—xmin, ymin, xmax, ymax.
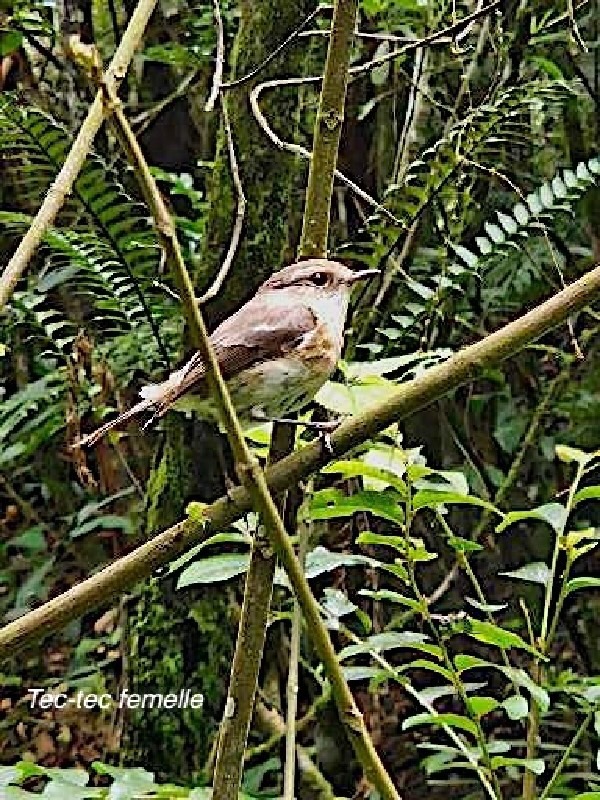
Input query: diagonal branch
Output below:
<box><xmin>2</xmin><ymin>262</ymin><xmax>600</xmax><ymax>659</ymax></box>
<box><xmin>0</xmin><ymin>0</ymin><xmax>159</xmax><ymax>309</ymax></box>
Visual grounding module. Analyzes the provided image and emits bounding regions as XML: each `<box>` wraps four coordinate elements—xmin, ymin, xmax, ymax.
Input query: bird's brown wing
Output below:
<box><xmin>78</xmin><ymin>298</ymin><xmax>317</xmax><ymax>447</ymax></box>
<box><xmin>153</xmin><ymin>298</ymin><xmax>318</xmax><ymax>410</ymax></box>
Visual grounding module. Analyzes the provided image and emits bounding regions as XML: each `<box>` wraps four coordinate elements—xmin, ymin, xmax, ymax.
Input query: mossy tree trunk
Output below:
<box><xmin>121</xmin><ymin>0</ymin><xmax>315</xmax><ymax>781</ymax></box>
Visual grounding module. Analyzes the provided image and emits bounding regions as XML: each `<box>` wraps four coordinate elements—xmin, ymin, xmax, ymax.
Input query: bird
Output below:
<box><xmin>77</xmin><ymin>259</ymin><xmax>378</xmax><ymax>447</ymax></box>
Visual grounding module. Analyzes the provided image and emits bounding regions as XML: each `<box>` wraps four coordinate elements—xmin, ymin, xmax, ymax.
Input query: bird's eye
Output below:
<box><xmin>311</xmin><ymin>272</ymin><xmax>329</xmax><ymax>286</ymax></box>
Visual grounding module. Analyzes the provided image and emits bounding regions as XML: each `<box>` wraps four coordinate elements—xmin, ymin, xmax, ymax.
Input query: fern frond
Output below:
<box><xmin>449</xmin><ymin>157</ymin><xmax>600</xmax><ymax>309</ymax></box>
<box><xmin>386</xmin><ymin>80</ymin><xmax>575</xmax><ymax>230</ymax></box>
<box><xmin>0</xmin><ymin>97</ymin><xmax>170</xmax><ymax>365</ymax></box>
<box><xmin>1</xmin><ymin>211</ymin><xmax>180</xmax><ymax>364</ymax></box>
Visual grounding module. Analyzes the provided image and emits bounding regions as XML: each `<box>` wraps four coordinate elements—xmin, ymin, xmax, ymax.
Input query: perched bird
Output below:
<box><xmin>78</xmin><ymin>259</ymin><xmax>377</xmax><ymax>447</ymax></box>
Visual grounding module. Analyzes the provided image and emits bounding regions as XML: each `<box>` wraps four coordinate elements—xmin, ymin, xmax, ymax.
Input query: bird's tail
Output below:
<box><xmin>76</xmin><ymin>397</ymin><xmax>156</xmax><ymax>448</ymax></box>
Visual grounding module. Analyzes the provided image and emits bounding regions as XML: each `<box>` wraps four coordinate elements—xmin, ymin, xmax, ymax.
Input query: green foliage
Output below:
<box><xmin>0</xmin><ymin>761</ymin><xmax>222</xmax><ymax>798</ymax></box>
<box><xmin>3</xmin><ymin>0</ymin><xmax>600</xmax><ymax>796</ymax></box>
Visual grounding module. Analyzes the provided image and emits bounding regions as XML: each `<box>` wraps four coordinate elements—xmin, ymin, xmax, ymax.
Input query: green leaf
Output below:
<box><xmin>177</xmin><ymin>554</ymin><xmax>250</xmax><ymax>588</ymax></box>
<box><xmin>397</xmin><ymin>659</ymin><xmax>452</xmax><ymax>680</ymax></box>
<box><xmin>322</xmin><ymin>459</ymin><xmax>407</xmax><ymax>494</ymax></box>
<box><xmin>309</xmin><ymin>488</ymin><xmax>404</xmax><ymax>525</ymax></box>
<box><xmin>7</xmin><ymin>525</ymin><xmax>47</xmax><ymax>552</ymax></box>
<box><xmin>321</xmin><ymin>588</ymin><xmax>357</xmax><ymax>621</ymax></box>
<box><xmin>414</xmin><ymin>469</ymin><xmax>469</xmax><ymax>495</ymax></box>
<box><xmin>342</xmin><ymin>666</ymin><xmax>393</xmax><ymax>682</ymax></box>
<box><xmin>0</xmin><ymin>29</ymin><xmax>23</xmax><ymax>56</ymax></box>
<box><xmin>412</xmin><ymin>490</ymin><xmax>498</xmax><ymax>513</ymax></box>
<box><xmin>355</xmin><ymin>532</ymin><xmax>408</xmax><ymax>553</ymax></box>
<box><xmin>359</xmin><ymin>589</ymin><xmax>423</xmax><ymax>612</ymax></box>
<box><xmin>465</xmin><ymin>597</ymin><xmax>507</xmax><ymax>613</ymax></box>
<box><xmin>502</xmin><ymin>695</ymin><xmax>529</xmax><ymax>720</ymax></box>
<box><xmin>573</xmin><ymin>486</ymin><xmax>600</xmax><ymax>505</ymax></box>
<box><xmin>339</xmin><ymin>631</ymin><xmax>441</xmax><ymax>661</ymax></box>
<box><xmin>496</xmin><ymin>503</ymin><xmax>567</xmax><ymax>534</ymax></box>
<box><xmin>555</xmin><ymin>444</ymin><xmax>593</xmax><ymax>464</ymax></box>
<box><xmin>490</xmin><ymin>756</ymin><xmax>544</xmax><ymax>775</ymax></box>
<box><xmin>500</xmin><ymin>562</ymin><xmax>552</xmax><ymax>586</ymax></box>
<box><xmin>402</xmin><ymin>712</ymin><xmax>478</xmax><ymax>736</ymax></box>
<box><xmin>570</xmin><ymin>795</ymin><xmax>600</xmax><ymax>800</ymax></box>
<box><xmin>167</xmin><ymin>531</ymin><xmax>250</xmax><ymax>574</ymax></box>
<box><xmin>455</xmin><ymin>658</ymin><xmax>550</xmax><ymax>712</ymax></box>
<box><xmin>315</xmin><ymin>376</ymin><xmax>397</xmax><ymax>415</ymax></box>
<box><xmin>446</xmin><ymin>537</ymin><xmax>484</xmax><ymax>553</ymax></box>
<box><xmin>529</xmin><ymin>55</ymin><xmax>565</xmax><ymax>79</ymax></box>
<box><xmin>454</xmin><ymin>654</ymin><xmax>489</xmax><ymax>672</ymax></box>
<box><xmin>565</xmin><ymin>577</ymin><xmax>600</xmax><ymax>596</ymax></box>
<box><xmin>370</xmin><ymin>40</ymin><xmax>391</xmax><ymax>86</ymax></box>
<box><xmin>0</xmin><ymin>442</ymin><xmax>26</xmax><ymax>465</ymax></box>
<box><xmin>468</xmin><ymin>696</ymin><xmax>499</xmax><ymax>717</ymax></box>
<box><xmin>304</xmin><ymin>545</ymin><xmax>382</xmax><ymax>579</ymax></box>
<box><xmin>463</xmin><ymin>619</ymin><xmax>542</xmax><ymax>657</ymax></box>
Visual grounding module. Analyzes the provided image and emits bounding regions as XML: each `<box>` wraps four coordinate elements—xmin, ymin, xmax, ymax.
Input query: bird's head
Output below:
<box><xmin>257</xmin><ymin>259</ymin><xmax>379</xmax><ymax>344</ymax></box>
<box><xmin>257</xmin><ymin>259</ymin><xmax>378</xmax><ymax>302</ymax></box>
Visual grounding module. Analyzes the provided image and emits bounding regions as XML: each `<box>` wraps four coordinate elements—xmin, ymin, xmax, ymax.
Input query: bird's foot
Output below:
<box><xmin>250</xmin><ymin>409</ymin><xmax>341</xmax><ymax>454</ymax></box>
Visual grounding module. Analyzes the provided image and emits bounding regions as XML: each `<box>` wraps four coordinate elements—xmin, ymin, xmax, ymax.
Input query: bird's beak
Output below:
<box><xmin>347</xmin><ymin>269</ymin><xmax>379</xmax><ymax>284</ymax></box>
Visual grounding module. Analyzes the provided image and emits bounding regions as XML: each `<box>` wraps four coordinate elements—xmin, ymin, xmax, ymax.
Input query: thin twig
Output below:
<box><xmin>283</xmin><ymin>515</ymin><xmax>309</xmax><ymax>799</ymax></box>
<box><xmin>132</xmin><ymin>70</ymin><xmax>200</xmax><ymax>137</ymax></box>
<box><xmin>222</xmin><ymin>5</ymin><xmax>328</xmax><ymax>92</ymax></box>
<box><xmin>348</xmin><ymin>0</ymin><xmax>503</xmax><ymax>78</ymax></box>
<box><xmin>204</xmin><ymin>0</ymin><xmax>225</xmax><ymax>112</ymax></box>
<box><xmin>197</xmin><ymin>97</ymin><xmax>246</xmax><ymax>304</ymax></box>
<box><xmin>249</xmin><ymin>76</ymin><xmax>403</xmax><ymax>227</ymax></box>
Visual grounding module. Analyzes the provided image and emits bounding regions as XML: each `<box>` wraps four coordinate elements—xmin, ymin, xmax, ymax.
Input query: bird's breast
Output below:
<box><xmin>228</xmin><ymin>326</ymin><xmax>338</xmax><ymax>419</ymax></box>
